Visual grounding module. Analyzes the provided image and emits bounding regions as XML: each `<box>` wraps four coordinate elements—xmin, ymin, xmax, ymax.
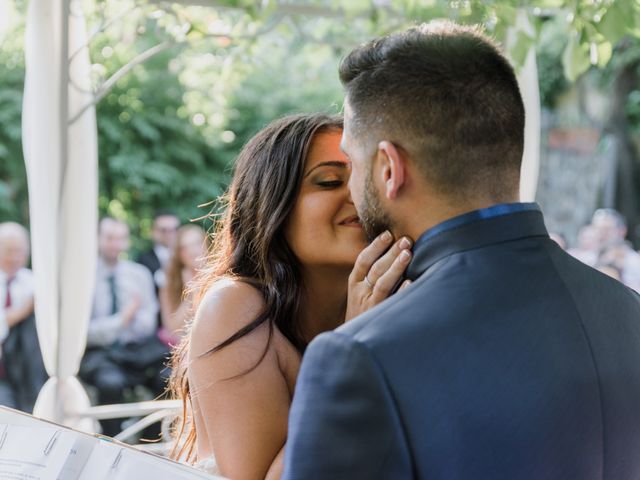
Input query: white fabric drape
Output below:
<box><xmin>23</xmin><ymin>0</ymin><xmax>97</xmax><ymax>431</ymax></box>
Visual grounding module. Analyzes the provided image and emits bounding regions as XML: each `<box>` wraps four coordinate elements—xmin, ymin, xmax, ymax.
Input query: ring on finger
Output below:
<box><xmin>364</xmin><ymin>274</ymin><xmax>375</xmax><ymax>289</ymax></box>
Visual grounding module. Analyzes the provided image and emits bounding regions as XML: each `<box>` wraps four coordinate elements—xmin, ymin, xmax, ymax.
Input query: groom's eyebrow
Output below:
<box><xmin>304</xmin><ymin>161</ymin><xmax>348</xmax><ymax>178</ymax></box>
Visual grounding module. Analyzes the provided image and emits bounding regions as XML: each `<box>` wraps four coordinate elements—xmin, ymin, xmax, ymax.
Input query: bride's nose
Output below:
<box><xmin>346</xmin><ymin>174</ymin><xmax>355</xmax><ymax>204</ymax></box>
<box><xmin>345</xmin><ymin>186</ymin><xmax>355</xmax><ymax>205</ymax></box>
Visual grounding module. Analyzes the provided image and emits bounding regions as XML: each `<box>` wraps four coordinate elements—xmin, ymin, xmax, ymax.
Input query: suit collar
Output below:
<box><xmin>405</xmin><ymin>206</ymin><xmax>549</xmax><ymax>281</ymax></box>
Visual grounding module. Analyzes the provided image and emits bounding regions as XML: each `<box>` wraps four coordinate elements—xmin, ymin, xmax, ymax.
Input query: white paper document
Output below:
<box><xmin>0</xmin><ymin>407</ymin><xmax>222</xmax><ymax>480</ymax></box>
<box><xmin>0</xmin><ymin>424</ymin><xmax>77</xmax><ymax>480</ymax></box>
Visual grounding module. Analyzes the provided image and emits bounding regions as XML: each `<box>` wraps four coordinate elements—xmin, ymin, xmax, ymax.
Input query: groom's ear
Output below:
<box><xmin>377</xmin><ymin>141</ymin><xmax>406</xmax><ymax>200</ymax></box>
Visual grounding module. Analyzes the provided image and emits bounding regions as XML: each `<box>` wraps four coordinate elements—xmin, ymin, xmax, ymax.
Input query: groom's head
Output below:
<box><xmin>339</xmin><ymin>21</ymin><xmax>525</xmax><ymax>241</ymax></box>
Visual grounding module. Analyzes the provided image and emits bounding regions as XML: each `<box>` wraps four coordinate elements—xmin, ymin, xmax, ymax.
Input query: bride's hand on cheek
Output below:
<box><xmin>345</xmin><ymin>231</ymin><xmax>413</xmax><ymax>322</ymax></box>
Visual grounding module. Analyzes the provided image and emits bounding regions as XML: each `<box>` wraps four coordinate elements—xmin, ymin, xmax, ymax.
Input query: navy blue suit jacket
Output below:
<box><xmin>283</xmin><ymin>209</ymin><xmax>640</xmax><ymax>479</ymax></box>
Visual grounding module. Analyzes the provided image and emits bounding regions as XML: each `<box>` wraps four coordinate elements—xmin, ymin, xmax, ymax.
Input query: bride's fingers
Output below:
<box><xmin>345</xmin><ymin>235</ymin><xmax>413</xmax><ymax>322</ymax></box>
<box><xmin>371</xmin><ymin>249</ymin><xmax>412</xmax><ymax>300</ymax></box>
<box><xmin>367</xmin><ymin>236</ymin><xmax>412</xmax><ymax>284</ymax></box>
<box><xmin>349</xmin><ymin>231</ymin><xmax>394</xmax><ymax>283</ymax></box>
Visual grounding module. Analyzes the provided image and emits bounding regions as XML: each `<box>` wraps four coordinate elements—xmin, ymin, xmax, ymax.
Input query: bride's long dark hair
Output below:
<box><xmin>169</xmin><ymin>113</ymin><xmax>343</xmax><ymax>461</ymax></box>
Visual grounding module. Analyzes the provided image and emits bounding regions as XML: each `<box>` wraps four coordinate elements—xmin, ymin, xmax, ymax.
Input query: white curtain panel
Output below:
<box><xmin>23</xmin><ymin>0</ymin><xmax>97</xmax><ymax>430</ymax></box>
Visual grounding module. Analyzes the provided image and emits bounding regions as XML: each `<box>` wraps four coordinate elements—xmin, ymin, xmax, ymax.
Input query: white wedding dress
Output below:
<box><xmin>194</xmin><ymin>456</ymin><xmax>223</xmax><ymax>477</ymax></box>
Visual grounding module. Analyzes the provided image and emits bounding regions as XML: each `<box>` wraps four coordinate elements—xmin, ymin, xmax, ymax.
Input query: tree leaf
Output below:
<box><xmin>596</xmin><ymin>40</ymin><xmax>613</xmax><ymax>68</ymax></box>
<box><xmin>341</xmin><ymin>0</ymin><xmax>371</xmax><ymax>18</ymax></box>
<box><xmin>533</xmin><ymin>0</ymin><xmax>566</xmax><ymax>8</ymax></box>
<box><xmin>509</xmin><ymin>30</ymin><xmax>534</xmax><ymax>69</ymax></box>
<box><xmin>563</xmin><ymin>32</ymin><xmax>591</xmax><ymax>81</ymax></box>
<box><xmin>597</xmin><ymin>0</ymin><xmax>635</xmax><ymax>46</ymax></box>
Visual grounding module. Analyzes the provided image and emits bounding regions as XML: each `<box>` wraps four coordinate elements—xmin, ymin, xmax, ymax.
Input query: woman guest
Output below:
<box><xmin>170</xmin><ymin>114</ymin><xmax>411</xmax><ymax>479</ymax></box>
<box><xmin>159</xmin><ymin>224</ymin><xmax>209</xmax><ymax>343</ymax></box>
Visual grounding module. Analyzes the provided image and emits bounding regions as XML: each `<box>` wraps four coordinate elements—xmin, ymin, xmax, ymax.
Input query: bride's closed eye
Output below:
<box><xmin>316</xmin><ymin>179</ymin><xmax>344</xmax><ymax>188</ymax></box>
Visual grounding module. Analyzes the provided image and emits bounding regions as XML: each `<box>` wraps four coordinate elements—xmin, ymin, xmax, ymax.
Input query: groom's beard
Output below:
<box><xmin>359</xmin><ymin>167</ymin><xmax>394</xmax><ymax>243</ymax></box>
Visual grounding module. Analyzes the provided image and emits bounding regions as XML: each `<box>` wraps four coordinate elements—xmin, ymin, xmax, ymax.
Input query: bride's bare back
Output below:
<box><xmin>188</xmin><ymin>278</ymin><xmax>300</xmax><ymax>480</ymax></box>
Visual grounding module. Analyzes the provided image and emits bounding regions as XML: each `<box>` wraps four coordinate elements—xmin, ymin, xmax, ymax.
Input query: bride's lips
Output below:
<box><xmin>339</xmin><ymin>215</ymin><xmax>362</xmax><ymax>228</ymax></box>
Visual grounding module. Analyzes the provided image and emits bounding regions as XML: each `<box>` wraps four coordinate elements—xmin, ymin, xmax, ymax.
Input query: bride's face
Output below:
<box><xmin>285</xmin><ymin>131</ymin><xmax>368</xmax><ymax>270</ymax></box>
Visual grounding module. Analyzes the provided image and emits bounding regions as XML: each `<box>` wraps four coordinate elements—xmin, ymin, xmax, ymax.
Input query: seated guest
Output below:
<box><xmin>596</xmin><ymin>262</ymin><xmax>623</xmax><ymax>282</ymax></box>
<box><xmin>599</xmin><ymin>240</ymin><xmax>640</xmax><ymax>291</ymax></box>
<box><xmin>567</xmin><ymin>224</ymin><xmax>600</xmax><ymax>266</ymax></box>
<box><xmin>138</xmin><ymin>211</ymin><xmax>180</xmax><ymax>331</ymax></box>
<box><xmin>591</xmin><ymin>208</ymin><xmax>627</xmax><ymax>250</ymax></box>
<box><xmin>159</xmin><ymin>225</ymin><xmax>208</xmax><ymax>344</ymax></box>
<box><xmin>137</xmin><ymin>211</ymin><xmax>180</xmax><ymax>315</ymax></box>
<box><xmin>80</xmin><ymin>217</ymin><xmax>167</xmax><ymax>437</ymax></box>
<box><xmin>548</xmin><ymin>232</ymin><xmax>567</xmax><ymax>250</ymax></box>
<box><xmin>0</xmin><ymin>222</ymin><xmax>46</xmax><ymax>412</ymax></box>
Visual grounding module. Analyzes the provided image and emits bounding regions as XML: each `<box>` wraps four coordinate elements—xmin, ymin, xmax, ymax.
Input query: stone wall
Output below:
<box><xmin>535</xmin><ymin>82</ymin><xmax>616</xmax><ymax>247</ymax></box>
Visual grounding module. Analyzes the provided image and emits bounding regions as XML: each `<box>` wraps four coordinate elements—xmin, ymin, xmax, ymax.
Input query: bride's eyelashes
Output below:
<box><xmin>316</xmin><ymin>179</ymin><xmax>344</xmax><ymax>188</ymax></box>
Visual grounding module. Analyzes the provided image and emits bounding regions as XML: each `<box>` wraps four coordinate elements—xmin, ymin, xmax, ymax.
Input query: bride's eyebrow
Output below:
<box><xmin>303</xmin><ymin>161</ymin><xmax>348</xmax><ymax>178</ymax></box>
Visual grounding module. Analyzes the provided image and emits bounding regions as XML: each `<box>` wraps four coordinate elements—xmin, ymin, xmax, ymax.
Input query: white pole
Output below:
<box><xmin>507</xmin><ymin>10</ymin><xmax>542</xmax><ymax>202</ymax></box>
<box><xmin>519</xmin><ymin>45</ymin><xmax>541</xmax><ymax>202</ymax></box>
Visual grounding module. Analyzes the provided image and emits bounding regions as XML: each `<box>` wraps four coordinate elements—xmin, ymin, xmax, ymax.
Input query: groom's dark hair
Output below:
<box><xmin>339</xmin><ymin>21</ymin><xmax>525</xmax><ymax>201</ymax></box>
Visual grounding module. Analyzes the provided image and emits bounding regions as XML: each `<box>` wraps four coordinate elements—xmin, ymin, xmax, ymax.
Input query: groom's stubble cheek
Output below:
<box><xmin>359</xmin><ymin>163</ymin><xmax>395</xmax><ymax>243</ymax></box>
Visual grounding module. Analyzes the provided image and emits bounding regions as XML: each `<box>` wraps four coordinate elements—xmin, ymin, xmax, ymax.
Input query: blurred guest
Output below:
<box><xmin>0</xmin><ymin>222</ymin><xmax>46</xmax><ymax>412</ymax></box>
<box><xmin>596</xmin><ymin>262</ymin><xmax>623</xmax><ymax>282</ymax></box>
<box><xmin>0</xmin><ymin>223</ymin><xmax>32</xmax><ymax>345</ymax></box>
<box><xmin>549</xmin><ymin>232</ymin><xmax>567</xmax><ymax>250</ymax></box>
<box><xmin>599</xmin><ymin>240</ymin><xmax>640</xmax><ymax>291</ymax></box>
<box><xmin>568</xmin><ymin>224</ymin><xmax>600</xmax><ymax>267</ymax></box>
<box><xmin>591</xmin><ymin>208</ymin><xmax>627</xmax><ymax>250</ymax></box>
<box><xmin>137</xmin><ymin>211</ymin><xmax>180</xmax><ymax>296</ymax></box>
<box><xmin>80</xmin><ymin>217</ymin><xmax>167</xmax><ymax>436</ymax></box>
<box><xmin>159</xmin><ymin>225</ymin><xmax>208</xmax><ymax>343</ymax></box>
<box><xmin>137</xmin><ymin>211</ymin><xmax>180</xmax><ymax>330</ymax></box>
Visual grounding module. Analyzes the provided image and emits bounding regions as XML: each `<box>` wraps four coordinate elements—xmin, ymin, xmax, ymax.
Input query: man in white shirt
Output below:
<box><xmin>80</xmin><ymin>218</ymin><xmax>166</xmax><ymax>436</ymax></box>
<box><xmin>0</xmin><ymin>222</ymin><xmax>40</xmax><ymax>409</ymax></box>
<box><xmin>0</xmin><ymin>223</ymin><xmax>34</xmax><ymax>342</ymax></box>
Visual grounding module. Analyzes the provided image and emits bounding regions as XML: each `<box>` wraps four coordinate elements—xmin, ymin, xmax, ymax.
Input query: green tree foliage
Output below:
<box><xmin>536</xmin><ymin>15</ymin><xmax>569</xmax><ymax>108</ymax></box>
<box><xmin>92</xmin><ymin>19</ymin><xmax>229</xmax><ymax>246</ymax></box>
<box><xmin>0</xmin><ymin>2</ymin><xmax>352</xmax><ymax>251</ymax></box>
<box><xmin>217</xmin><ymin>33</ymin><xmax>344</xmax><ymax>161</ymax></box>
<box><xmin>0</xmin><ymin>19</ymin><xmax>27</xmax><ymax>222</ymax></box>
<box><xmin>2</xmin><ymin>0</ymin><xmax>640</xmax><ymax>246</ymax></box>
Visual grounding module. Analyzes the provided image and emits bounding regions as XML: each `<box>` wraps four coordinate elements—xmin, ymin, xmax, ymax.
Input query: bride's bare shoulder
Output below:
<box><xmin>197</xmin><ymin>278</ymin><xmax>264</xmax><ymax>322</ymax></box>
<box><xmin>189</xmin><ymin>277</ymin><xmax>300</xmax><ymax>392</ymax></box>
<box><xmin>189</xmin><ymin>278</ymin><xmax>267</xmax><ymax>357</ymax></box>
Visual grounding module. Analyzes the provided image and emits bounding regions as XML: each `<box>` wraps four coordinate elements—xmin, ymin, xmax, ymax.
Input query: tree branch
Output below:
<box><xmin>68</xmin><ymin>12</ymin><xmax>285</xmax><ymax>126</ymax></box>
<box><xmin>147</xmin><ymin>0</ymin><xmax>372</xmax><ymax>19</ymax></box>
<box><xmin>196</xmin><ymin>0</ymin><xmax>411</xmax><ymax>21</ymax></box>
<box><xmin>69</xmin><ymin>40</ymin><xmax>173</xmax><ymax>125</ymax></box>
<box><xmin>69</xmin><ymin>4</ymin><xmax>141</xmax><ymax>64</ymax></box>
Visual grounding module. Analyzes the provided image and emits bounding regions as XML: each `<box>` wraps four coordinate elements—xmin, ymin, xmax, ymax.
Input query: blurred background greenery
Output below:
<box><xmin>1</xmin><ymin>0</ymin><xmax>640</xmax><ymax>251</ymax></box>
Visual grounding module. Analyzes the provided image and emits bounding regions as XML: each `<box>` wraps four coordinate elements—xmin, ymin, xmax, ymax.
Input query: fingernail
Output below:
<box><xmin>400</xmin><ymin>250</ymin><xmax>411</xmax><ymax>261</ymax></box>
<box><xmin>381</xmin><ymin>231</ymin><xmax>392</xmax><ymax>242</ymax></box>
<box><xmin>400</xmin><ymin>237</ymin><xmax>411</xmax><ymax>249</ymax></box>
